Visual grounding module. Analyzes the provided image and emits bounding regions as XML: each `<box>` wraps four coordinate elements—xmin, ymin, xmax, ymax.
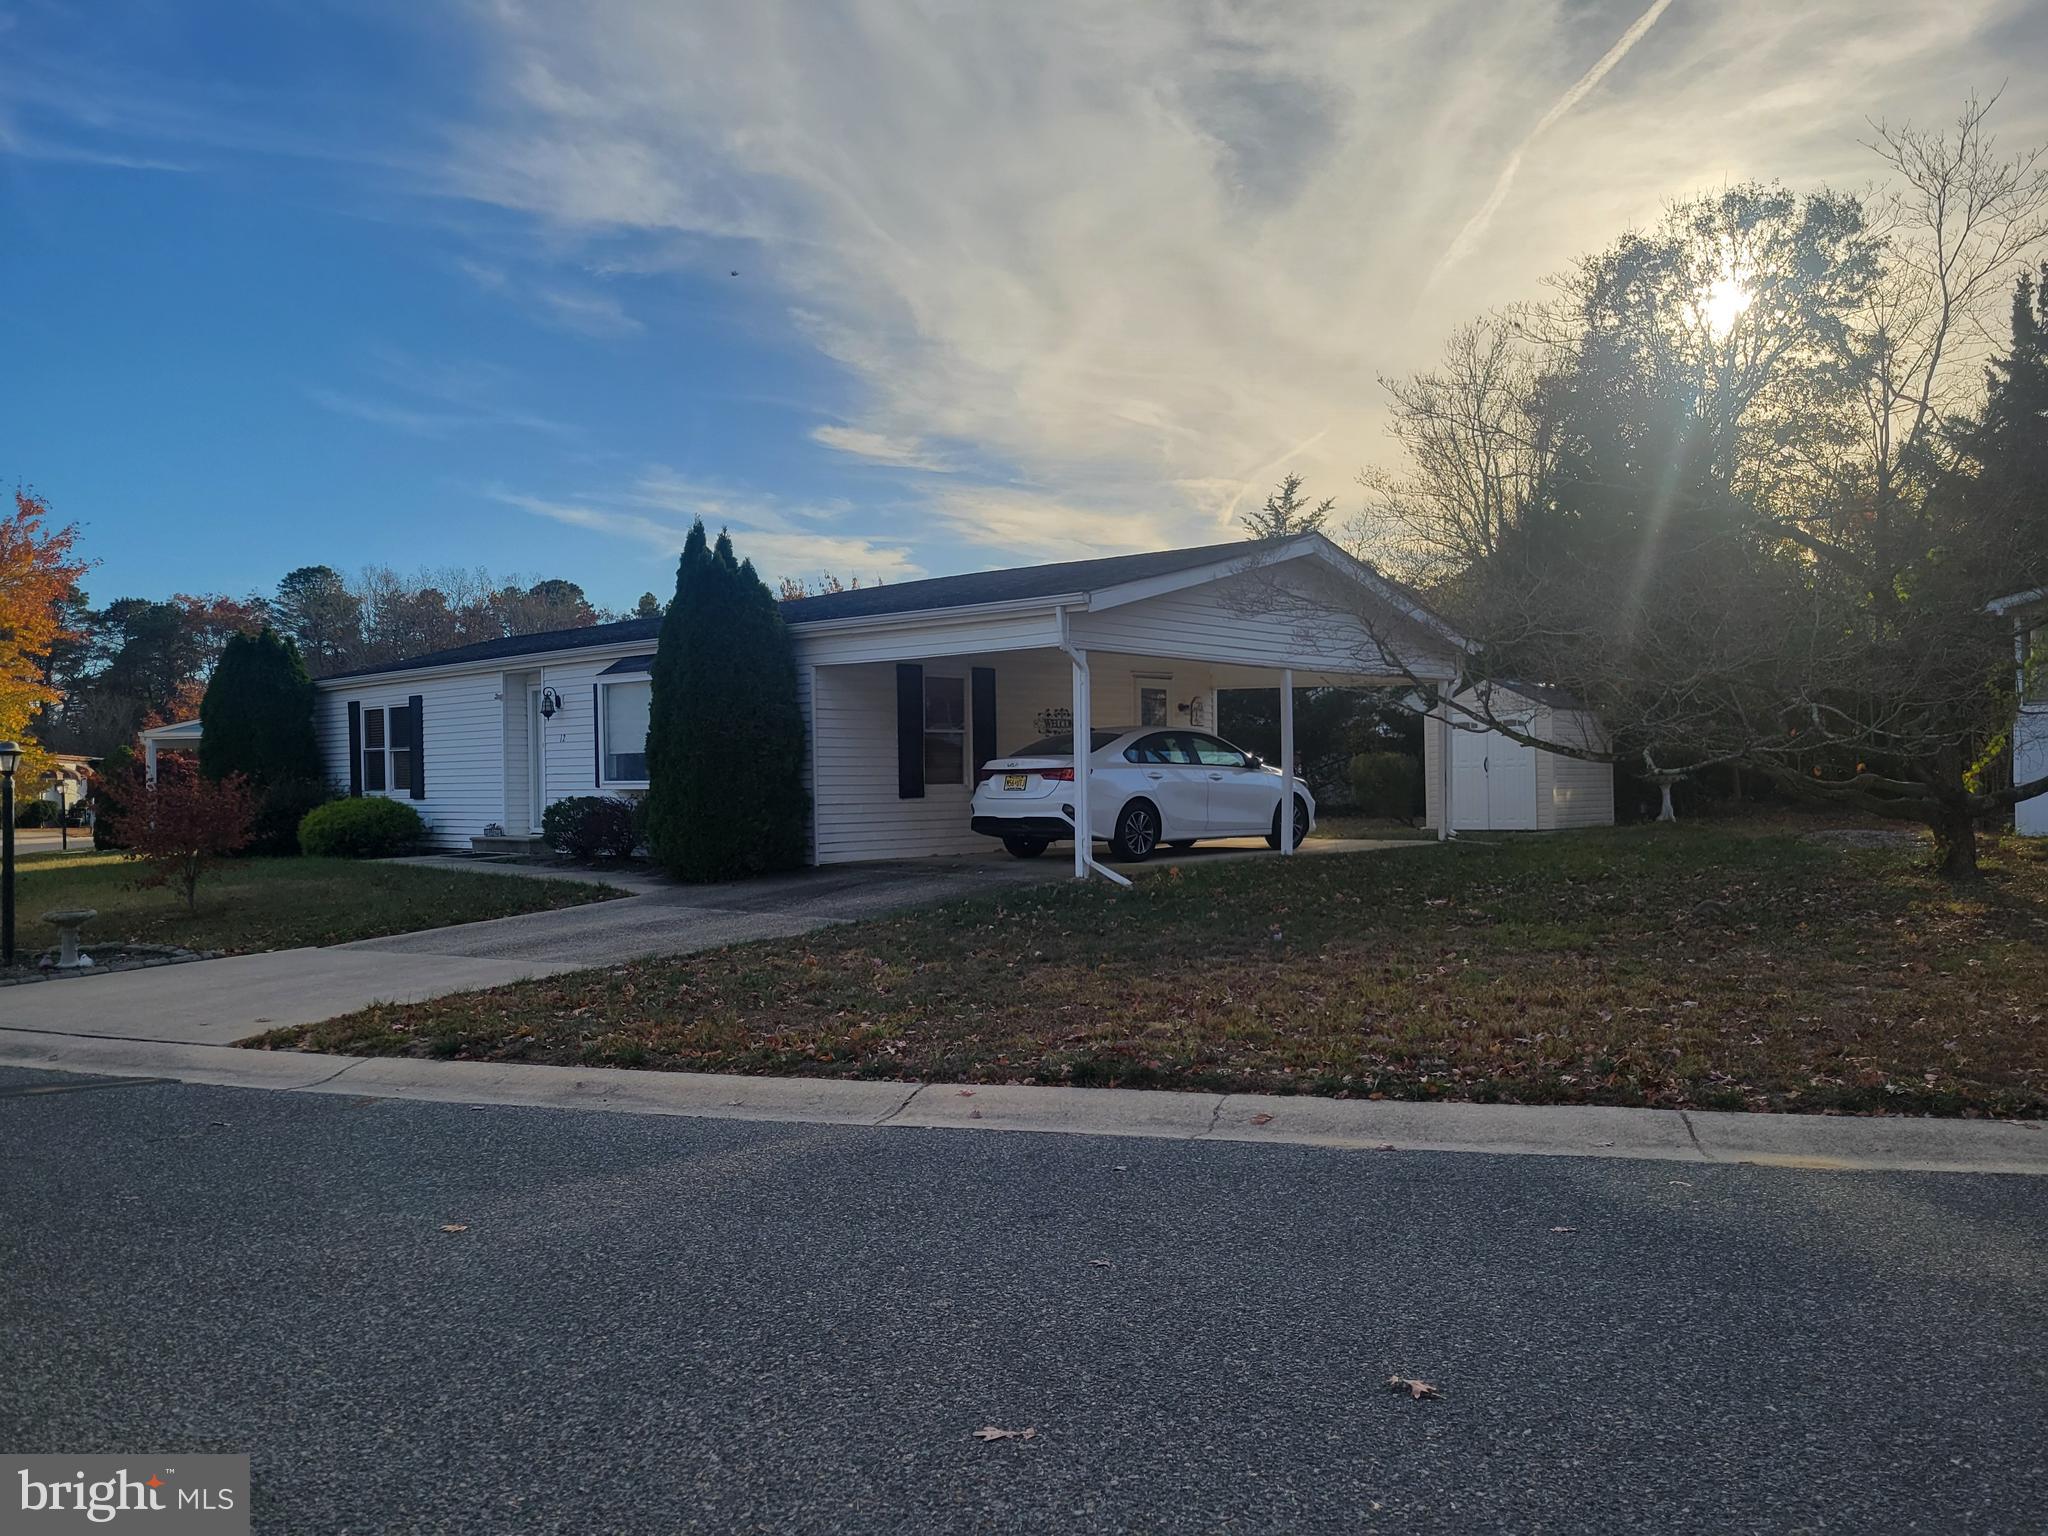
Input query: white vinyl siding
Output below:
<box><xmin>806</xmin><ymin>652</ymin><xmax>1219</xmax><ymax>864</ymax></box>
<box><xmin>1068</xmin><ymin>565</ymin><xmax>1408</xmax><ymax>679</ymax></box>
<box><xmin>316</xmin><ymin>673</ymin><xmax>506</xmax><ymax>849</ymax></box>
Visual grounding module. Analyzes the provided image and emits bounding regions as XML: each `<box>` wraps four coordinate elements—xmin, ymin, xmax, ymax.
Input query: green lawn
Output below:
<box><xmin>13</xmin><ymin>851</ymin><xmax>619</xmax><ymax>955</ymax></box>
<box><xmin>252</xmin><ymin>824</ymin><xmax>2048</xmax><ymax>1116</ymax></box>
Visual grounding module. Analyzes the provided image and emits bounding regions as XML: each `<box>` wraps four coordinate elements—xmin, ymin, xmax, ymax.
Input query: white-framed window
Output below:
<box><xmin>358</xmin><ymin>700</ymin><xmax>413</xmax><ymax>794</ymax></box>
<box><xmin>359</xmin><ymin>703</ymin><xmax>414</xmax><ymax>794</ymax></box>
<box><xmin>923</xmin><ymin>674</ymin><xmax>965</xmax><ymax>785</ymax></box>
<box><xmin>2025</xmin><ymin>624</ymin><xmax>2047</xmax><ymax>705</ymax></box>
<box><xmin>600</xmin><ymin>679</ymin><xmax>652</xmax><ymax>785</ymax></box>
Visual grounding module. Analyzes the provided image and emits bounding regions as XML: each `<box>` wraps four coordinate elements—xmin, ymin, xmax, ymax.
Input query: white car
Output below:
<box><xmin>970</xmin><ymin>726</ymin><xmax>1315</xmax><ymax>861</ymax></box>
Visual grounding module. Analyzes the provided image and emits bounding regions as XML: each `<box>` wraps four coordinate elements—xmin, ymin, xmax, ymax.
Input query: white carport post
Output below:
<box><xmin>1436</xmin><ymin>700</ymin><xmax>1452</xmax><ymax>841</ymax></box>
<box><xmin>1278</xmin><ymin>668</ymin><xmax>1295</xmax><ymax>854</ymax></box>
<box><xmin>144</xmin><ymin>737</ymin><xmax>159</xmax><ymax>786</ymax></box>
<box><xmin>1069</xmin><ymin>646</ymin><xmax>1091</xmax><ymax>880</ymax></box>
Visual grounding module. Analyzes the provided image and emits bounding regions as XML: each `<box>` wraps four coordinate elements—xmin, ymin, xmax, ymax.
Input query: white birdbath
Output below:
<box><xmin>42</xmin><ymin>908</ymin><xmax>97</xmax><ymax>969</ymax></box>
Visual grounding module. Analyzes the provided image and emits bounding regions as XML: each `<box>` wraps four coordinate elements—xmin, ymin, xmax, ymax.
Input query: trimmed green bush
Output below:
<box><xmin>1348</xmin><ymin>751</ymin><xmax>1423</xmax><ymax>820</ymax></box>
<box><xmin>643</xmin><ymin>520</ymin><xmax>809</xmax><ymax>881</ymax></box>
<box><xmin>14</xmin><ymin>798</ymin><xmax>58</xmax><ymax>828</ymax></box>
<box><xmin>298</xmin><ymin>796</ymin><xmax>425</xmax><ymax>858</ymax></box>
<box><xmin>541</xmin><ymin>795</ymin><xmax>641</xmax><ymax>859</ymax></box>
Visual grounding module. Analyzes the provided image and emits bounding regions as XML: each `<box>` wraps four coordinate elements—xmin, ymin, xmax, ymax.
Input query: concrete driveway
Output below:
<box><xmin>0</xmin><ymin>856</ymin><xmax>1059</xmax><ymax>1046</ymax></box>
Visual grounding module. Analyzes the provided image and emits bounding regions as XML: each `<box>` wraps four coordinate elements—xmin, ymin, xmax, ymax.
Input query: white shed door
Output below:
<box><xmin>1450</xmin><ymin>721</ymin><xmax>1539</xmax><ymax>831</ymax></box>
<box><xmin>1450</xmin><ymin>725</ymin><xmax>1492</xmax><ymax>831</ymax></box>
<box><xmin>1486</xmin><ymin>731</ymin><xmax>1538</xmax><ymax>828</ymax></box>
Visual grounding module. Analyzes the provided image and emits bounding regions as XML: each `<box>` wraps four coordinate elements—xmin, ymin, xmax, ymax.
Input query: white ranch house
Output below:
<box><xmin>305</xmin><ymin>535</ymin><xmax>1492</xmax><ymax>876</ymax></box>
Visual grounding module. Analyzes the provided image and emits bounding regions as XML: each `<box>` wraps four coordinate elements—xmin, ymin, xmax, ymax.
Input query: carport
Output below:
<box><xmin>784</xmin><ymin>534</ymin><xmax>1468</xmax><ymax>881</ymax></box>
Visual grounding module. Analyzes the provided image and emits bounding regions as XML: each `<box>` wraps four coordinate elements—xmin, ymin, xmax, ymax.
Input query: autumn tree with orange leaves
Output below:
<box><xmin>0</xmin><ymin>490</ymin><xmax>91</xmax><ymax>784</ymax></box>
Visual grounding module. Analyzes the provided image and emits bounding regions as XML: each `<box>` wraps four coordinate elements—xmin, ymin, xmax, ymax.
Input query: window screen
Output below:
<box><xmin>603</xmin><ymin>680</ymin><xmax>652</xmax><ymax>782</ymax></box>
<box><xmin>362</xmin><ymin>707</ymin><xmax>387</xmax><ymax>792</ymax></box>
<box><xmin>923</xmin><ymin>675</ymin><xmax>966</xmax><ymax>785</ymax></box>
<box><xmin>388</xmin><ymin>704</ymin><xmax>414</xmax><ymax>793</ymax></box>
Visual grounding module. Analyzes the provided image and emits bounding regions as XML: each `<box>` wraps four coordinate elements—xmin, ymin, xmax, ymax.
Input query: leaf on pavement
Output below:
<box><xmin>1549</xmin><ymin>1226</ymin><xmax>1576</xmax><ymax>1234</ymax></box>
<box><xmin>972</xmin><ymin>1426</ymin><xmax>1037</xmax><ymax>1442</ymax></box>
<box><xmin>1248</xmin><ymin>1112</ymin><xmax>1274</xmax><ymax>1125</ymax></box>
<box><xmin>1386</xmin><ymin>1375</ymin><xmax>1441</xmax><ymax>1400</ymax></box>
<box><xmin>439</xmin><ymin>1224</ymin><xmax>468</xmax><ymax>1234</ymax></box>
<box><xmin>1090</xmin><ymin>1258</ymin><xmax>1113</xmax><ymax>1268</ymax></box>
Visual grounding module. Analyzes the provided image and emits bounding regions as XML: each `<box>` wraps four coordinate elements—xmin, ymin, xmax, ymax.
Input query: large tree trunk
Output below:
<box><xmin>1931</xmin><ymin>806</ymin><xmax>1980</xmax><ymax>880</ymax></box>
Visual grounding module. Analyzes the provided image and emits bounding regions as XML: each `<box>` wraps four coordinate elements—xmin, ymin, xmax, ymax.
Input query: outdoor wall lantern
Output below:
<box><xmin>538</xmin><ymin>687</ymin><xmax>564</xmax><ymax>720</ymax></box>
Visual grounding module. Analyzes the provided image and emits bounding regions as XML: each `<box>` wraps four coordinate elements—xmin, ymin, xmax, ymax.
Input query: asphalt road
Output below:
<box><xmin>3</xmin><ymin>1068</ymin><xmax>2043</xmax><ymax>1534</ymax></box>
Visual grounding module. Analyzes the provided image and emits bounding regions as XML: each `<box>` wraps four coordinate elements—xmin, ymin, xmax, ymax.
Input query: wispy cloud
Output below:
<box><xmin>307</xmin><ymin>356</ymin><xmax>573</xmax><ymax>439</ymax></box>
<box><xmin>1429</xmin><ymin>0</ymin><xmax>1677</xmax><ymax>289</ymax></box>
<box><xmin>809</xmin><ymin>425</ymin><xmax>950</xmax><ymax>472</ymax></box>
<box><xmin>488</xmin><ymin>471</ymin><xmax>922</xmax><ymax>584</ymax></box>
<box><xmin>449</xmin><ymin>0</ymin><xmax>2039</xmax><ymax>560</ymax></box>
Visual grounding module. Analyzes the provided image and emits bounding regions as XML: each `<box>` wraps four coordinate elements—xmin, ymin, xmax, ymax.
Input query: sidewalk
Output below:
<box><xmin>1</xmin><ymin>1027</ymin><xmax>2042</xmax><ymax>1175</ymax></box>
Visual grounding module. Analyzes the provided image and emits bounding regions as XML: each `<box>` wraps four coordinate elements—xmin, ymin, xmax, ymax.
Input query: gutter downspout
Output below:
<box><xmin>1055</xmin><ymin>605</ymin><xmax>1132</xmax><ymax>889</ymax></box>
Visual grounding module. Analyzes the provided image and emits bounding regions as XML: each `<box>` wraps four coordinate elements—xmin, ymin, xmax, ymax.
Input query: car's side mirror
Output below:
<box><xmin>1246</xmin><ymin>753</ymin><xmax>1263</xmax><ymax>769</ymax></box>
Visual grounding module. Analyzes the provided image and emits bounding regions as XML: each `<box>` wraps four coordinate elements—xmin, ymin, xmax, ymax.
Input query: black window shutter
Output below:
<box><xmin>408</xmin><ymin>693</ymin><xmax>426</xmax><ymax>801</ymax></box>
<box><xmin>592</xmin><ymin>684</ymin><xmax>602</xmax><ymax>787</ymax></box>
<box><xmin>346</xmin><ymin>702</ymin><xmax>362</xmax><ymax>797</ymax></box>
<box><xmin>895</xmin><ymin>663</ymin><xmax>925</xmax><ymax>799</ymax></box>
<box><xmin>971</xmin><ymin>667</ymin><xmax>997</xmax><ymax>774</ymax></box>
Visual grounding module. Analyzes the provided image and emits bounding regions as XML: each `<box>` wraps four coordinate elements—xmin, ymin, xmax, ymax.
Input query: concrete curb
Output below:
<box><xmin>0</xmin><ymin>1030</ymin><xmax>2041</xmax><ymax>1175</ymax></box>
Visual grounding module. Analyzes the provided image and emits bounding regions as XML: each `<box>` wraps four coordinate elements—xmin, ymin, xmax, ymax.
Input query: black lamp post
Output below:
<box><xmin>0</xmin><ymin>740</ymin><xmax>18</xmax><ymax>968</ymax></box>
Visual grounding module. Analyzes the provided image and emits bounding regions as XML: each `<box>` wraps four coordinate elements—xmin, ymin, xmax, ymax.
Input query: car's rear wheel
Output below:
<box><xmin>1001</xmin><ymin>834</ymin><xmax>1050</xmax><ymax>859</ymax></box>
<box><xmin>1107</xmin><ymin>800</ymin><xmax>1162</xmax><ymax>861</ymax></box>
<box><xmin>1266</xmin><ymin>796</ymin><xmax>1310</xmax><ymax>851</ymax></box>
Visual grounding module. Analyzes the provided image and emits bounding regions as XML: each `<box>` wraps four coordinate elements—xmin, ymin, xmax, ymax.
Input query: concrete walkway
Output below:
<box><xmin>0</xmin><ymin>855</ymin><xmax>1060</xmax><ymax>1044</ymax></box>
<box><xmin>0</xmin><ymin>1028</ymin><xmax>2041</xmax><ymax>1174</ymax></box>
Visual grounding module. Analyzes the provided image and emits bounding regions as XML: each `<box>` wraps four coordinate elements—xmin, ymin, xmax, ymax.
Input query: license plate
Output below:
<box><xmin>1004</xmin><ymin>773</ymin><xmax>1028</xmax><ymax>791</ymax></box>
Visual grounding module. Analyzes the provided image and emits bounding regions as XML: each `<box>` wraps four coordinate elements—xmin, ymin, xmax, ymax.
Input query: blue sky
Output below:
<box><xmin>3</xmin><ymin>0</ymin><xmax>2042</xmax><ymax>612</ymax></box>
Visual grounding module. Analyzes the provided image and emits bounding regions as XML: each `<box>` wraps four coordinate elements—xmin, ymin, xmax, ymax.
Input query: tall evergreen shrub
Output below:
<box><xmin>643</xmin><ymin>521</ymin><xmax>810</xmax><ymax>880</ymax></box>
<box><xmin>199</xmin><ymin>626</ymin><xmax>325</xmax><ymax>853</ymax></box>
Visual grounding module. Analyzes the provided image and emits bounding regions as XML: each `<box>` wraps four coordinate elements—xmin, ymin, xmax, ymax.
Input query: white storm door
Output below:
<box><xmin>528</xmin><ymin>687</ymin><xmax>545</xmax><ymax>829</ymax></box>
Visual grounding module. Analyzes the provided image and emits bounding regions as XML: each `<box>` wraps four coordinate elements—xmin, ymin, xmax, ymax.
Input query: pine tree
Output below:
<box><xmin>199</xmin><ymin>626</ymin><xmax>320</xmax><ymax>789</ymax></box>
<box><xmin>1241</xmin><ymin>473</ymin><xmax>1336</xmax><ymax>539</ymax></box>
<box><xmin>644</xmin><ymin>522</ymin><xmax>809</xmax><ymax>880</ymax></box>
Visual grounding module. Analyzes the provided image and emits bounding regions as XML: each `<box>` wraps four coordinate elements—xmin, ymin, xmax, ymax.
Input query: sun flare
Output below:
<box><xmin>1705</xmin><ymin>276</ymin><xmax>1751</xmax><ymax>337</ymax></box>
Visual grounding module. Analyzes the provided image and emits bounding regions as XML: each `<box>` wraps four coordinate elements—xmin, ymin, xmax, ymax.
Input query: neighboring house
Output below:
<box><xmin>1422</xmin><ymin>683</ymin><xmax>1614</xmax><ymax>833</ymax></box>
<box><xmin>140</xmin><ymin>718</ymin><xmax>204</xmax><ymax>783</ymax></box>
<box><xmin>35</xmin><ymin>752</ymin><xmax>97</xmax><ymax>815</ymax></box>
<box><xmin>304</xmin><ymin>534</ymin><xmax>1471</xmax><ymax>875</ymax></box>
<box><xmin>1991</xmin><ymin>588</ymin><xmax>2048</xmax><ymax>837</ymax></box>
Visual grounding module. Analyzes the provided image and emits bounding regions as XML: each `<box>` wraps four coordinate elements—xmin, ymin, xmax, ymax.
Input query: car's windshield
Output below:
<box><xmin>1011</xmin><ymin>730</ymin><xmax>1125</xmax><ymax>756</ymax></box>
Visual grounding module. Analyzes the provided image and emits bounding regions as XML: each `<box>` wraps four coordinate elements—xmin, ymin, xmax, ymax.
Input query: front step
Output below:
<box><xmin>469</xmin><ymin>834</ymin><xmax>550</xmax><ymax>856</ymax></box>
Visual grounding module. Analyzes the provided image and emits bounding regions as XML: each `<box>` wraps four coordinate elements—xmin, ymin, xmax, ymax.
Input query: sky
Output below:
<box><xmin>3</xmin><ymin>0</ymin><xmax>2044</xmax><ymax>613</ymax></box>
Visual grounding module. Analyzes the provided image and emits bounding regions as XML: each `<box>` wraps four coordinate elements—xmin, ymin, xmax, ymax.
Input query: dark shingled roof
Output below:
<box><xmin>776</xmin><ymin>538</ymin><xmax>1251</xmax><ymax>623</ymax></box>
<box><xmin>319</xmin><ymin>539</ymin><xmax>1265</xmax><ymax>681</ymax></box>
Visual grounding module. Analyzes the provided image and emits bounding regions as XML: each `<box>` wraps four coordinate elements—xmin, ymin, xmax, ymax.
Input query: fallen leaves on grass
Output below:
<box><xmin>1386</xmin><ymin>1376</ymin><xmax>1442</xmax><ymax>1400</ymax></box>
<box><xmin>972</xmin><ymin>1426</ymin><xmax>1037</xmax><ymax>1442</ymax></box>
